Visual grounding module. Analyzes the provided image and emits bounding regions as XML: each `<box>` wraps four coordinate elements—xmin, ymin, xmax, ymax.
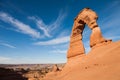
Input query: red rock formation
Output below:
<box><xmin>42</xmin><ymin>8</ymin><xmax>120</xmax><ymax>80</ymax></box>
<box><xmin>67</xmin><ymin>19</ymin><xmax>85</xmax><ymax>58</ymax></box>
<box><xmin>67</xmin><ymin>8</ymin><xmax>112</xmax><ymax>59</ymax></box>
<box><xmin>78</xmin><ymin>8</ymin><xmax>111</xmax><ymax>48</ymax></box>
<box><xmin>52</xmin><ymin>64</ymin><xmax>60</xmax><ymax>72</ymax></box>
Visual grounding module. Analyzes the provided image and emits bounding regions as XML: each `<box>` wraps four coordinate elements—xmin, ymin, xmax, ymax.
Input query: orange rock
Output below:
<box><xmin>75</xmin><ymin>8</ymin><xmax>112</xmax><ymax>48</ymax></box>
<box><xmin>52</xmin><ymin>64</ymin><xmax>59</xmax><ymax>72</ymax></box>
<box><xmin>42</xmin><ymin>8</ymin><xmax>120</xmax><ymax>80</ymax></box>
<box><xmin>67</xmin><ymin>8</ymin><xmax>112</xmax><ymax>59</ymax></box>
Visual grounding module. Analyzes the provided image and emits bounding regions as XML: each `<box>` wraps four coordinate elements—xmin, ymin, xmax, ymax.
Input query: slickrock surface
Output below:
<box><xmin>42</xmin><ymin>8</ymin><xmax>120</xmax><ymax>80</ymax></box>
<box><xmin>58</xmin><ymin>41</ymin><xmax>120</xmax><ymax>80</ymax></box>
<box><xmin>43</xmin><ymin>41</ymin><xmax>120</xmax><ymax>80</ymax></box>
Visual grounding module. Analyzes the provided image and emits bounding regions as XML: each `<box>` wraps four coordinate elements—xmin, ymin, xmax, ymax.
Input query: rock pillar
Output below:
<box><xmin>67</xmin><ymin>19</ymin><xmax>85</xmax><ymax>58</ymax></box>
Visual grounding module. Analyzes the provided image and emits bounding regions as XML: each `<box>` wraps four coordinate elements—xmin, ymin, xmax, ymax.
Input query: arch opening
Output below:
<box><xmin>82</xmin><ymin>25</ymin><xmax>91</xmax><ymax>54</ymax></box>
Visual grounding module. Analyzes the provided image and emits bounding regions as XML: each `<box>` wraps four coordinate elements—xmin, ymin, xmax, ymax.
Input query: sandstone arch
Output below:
<box><xmin>67</xmin><ymin>8</ymin><xmax>112</xmax><ymax>58</ymax></box>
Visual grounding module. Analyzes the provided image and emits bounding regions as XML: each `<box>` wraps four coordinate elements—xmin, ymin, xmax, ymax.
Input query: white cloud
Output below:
<box><xmin>51</xmin><ymin>49</ymin><xmax>67</xmax><ymax>54</ymax></box>
<box><xmin>0</xmin><ymin>56</ymin><xmax>66</xmax><ymax>64</ymax></box>
<box><xmin>0</xmin><ymin>43</ymin><xmax>16</xmax><ymax>48</ymax></box>
<box><xmin>48</xmin><ymin>10</ymin><xmax>67</xmax><ymax>31</ymax></box>
<box><xmin>57</xmin><ymin>29</ymin><xmax>71</xmax><ymax>38</ymax></box>
<box><xmin>0</xmin><ymin>12</ymin><xmax>40</xmax><ymax>38</ymax></box>
<box><xmin>37</xmin><ymin>19</ymin><xmax>51</xmax><ymax>37</ymax></box>
<box><xmin>0</xmin><ymin>56</ymin><xmax>32</xmax><ymax>64</ymax></box>
<box><xmin>100</xmin><ymin>1</ymin><xmax>120</xmax><ymax>41</ymax></box>
<box><xmin>34</xmin><ymin>36</ymin><xmax>70</xmax><ymax>45</ymax></box>
<box><xmin>52</xmin><ymin>43</ymin><xmax>69</xmax><ymax>49</ymax></box>
<box><xmin>28</xmin><ymin>10</ymin><xmax>67</xmax><ymax>37</ymax></box>
<box><xmin>0</xmin><ymin>56</ymin><xmax>11</xmax><ymax>62</ymax></box>
<box><xmin>101</xmin><ymin>11</ymin><xmax>120</xmax><ymax>30</ymax></box>
<box><xmin>106</xmin><ymin>36</ymin><xmax>120</xmax><ymax>41</ymax></box>
<box><xmin>28</xmin><ymin>16</ymin><xmax>51</xmax><ymax>37</ymax></box>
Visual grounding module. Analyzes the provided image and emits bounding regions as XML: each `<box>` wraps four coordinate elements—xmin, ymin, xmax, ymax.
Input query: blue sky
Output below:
<box><xmin>0</xmin><ymin>0</ymin><xmax>120</xmax><ymax>64</ymax></box>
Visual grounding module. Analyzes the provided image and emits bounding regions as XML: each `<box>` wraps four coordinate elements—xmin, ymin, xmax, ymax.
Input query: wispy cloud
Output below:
<box><xmin>51</xmin><ymin>49</ymin><xmax>67</xmax><ymax>54</ymax></box>
<box><xmin>0</xmin><ymin>56</ymin><xmax>32</xmax><ymax>64</ymax></box>
<box><xmin>57</xmin><ymin>29</ymin><xmax>71</xmax><ymax>38</ymax></box>
<box><xmin>28</xmin><ymin>10</ymin><xmax>67</xmax><ymax>37</ymax></box>
<box><xmin>0</xmin><ymin>42</ymin><xmax>16</xmax><ymax>48</ymax></box>
<box><xmin>48</xmin><ymin>10</ymin><xmax>67</xmax><ymax>31</ymax></box>
<box><xmin>52</xmin><ymin>43</ymin><xmax>69</xmax><ymax>49</ymax></box>
<box><xmin>0</xmin><ymin>12</ymin><xmax>40</xmax><ymax>38</ymax></box>
<box><xmin>0</xmin><ymin>56</ymin><xmax>11</xmax><ymax>62</ymax></box>
<box><xmin>33</xmin><ymin>36</ymin><xmax>70</xmax><ymax>45</ymax></box>
<box><xmin>106</xmin><ymin>36</ymin><xmax>120</xmax><ymax>41</ymax></box>
<box><xmin>100</xmin><ymin>1</ymin><xmax>120</xmax><ymax>41</ymax></box>
<box><xmin>28</xmin><ymin>16</ymin><xmax>51</xmax><ymax>37</ymax></box>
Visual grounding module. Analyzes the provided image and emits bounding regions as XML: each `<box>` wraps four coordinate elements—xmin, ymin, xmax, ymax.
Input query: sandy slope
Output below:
<box><xmin>43</xmin><ymin>41</ymin><xmax>120</xmax><ymax>80</ymax></box>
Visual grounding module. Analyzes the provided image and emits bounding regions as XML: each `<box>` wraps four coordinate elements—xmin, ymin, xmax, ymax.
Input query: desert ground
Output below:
<box><xmin>0</xmin><ymin>64</ymin><xmax>64</xmax><ymax>80</ymax></box>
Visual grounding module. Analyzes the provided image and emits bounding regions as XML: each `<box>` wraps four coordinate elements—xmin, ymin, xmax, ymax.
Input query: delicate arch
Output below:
<box><xmin>67</xmin><ymin>8</ymin><xmax>112</xmax><ymax>58</ymax></box>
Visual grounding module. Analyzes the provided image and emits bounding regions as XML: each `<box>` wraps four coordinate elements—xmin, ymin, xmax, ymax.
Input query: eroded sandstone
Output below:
<box><xmin>42</xmin><ymin>8</ymin><xmax>116</xmax><ymax>80</ymax></box>
<box><xmin>67</xmin><ymin>8</ymin><xmax>112</xmax><ymax>58</ymax></box>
